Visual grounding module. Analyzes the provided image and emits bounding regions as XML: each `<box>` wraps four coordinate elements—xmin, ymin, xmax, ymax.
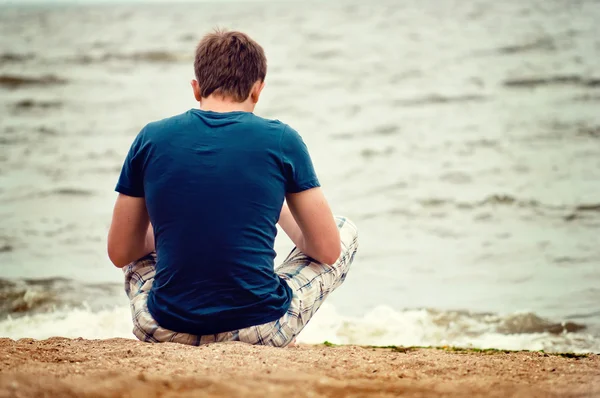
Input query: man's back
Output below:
<box><xmin>116</xmin><ymin>109</ymin><xmax>319</xmax><ymax>335</ymax></box>
<box><xmin>108</xmin><ymin>30</ymin><xmax>351</xmax><ymax>346</ymax></box>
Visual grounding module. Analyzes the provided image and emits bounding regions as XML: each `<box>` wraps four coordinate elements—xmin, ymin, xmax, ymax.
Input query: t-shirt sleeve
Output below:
<box><xmin>280</xmin><ymin>125</ymin><xmax>320</xmax><ymax>193</ymax></box>
<box><xmin>115</xmin><ymin>130</ymin><xmax>146</xmax><ymax>197</ymax></box>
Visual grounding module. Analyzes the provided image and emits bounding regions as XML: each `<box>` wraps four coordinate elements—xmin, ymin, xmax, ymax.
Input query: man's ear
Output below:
<box><xmin>250</xmin><ymin>81</ymin><xmax>266</xmax><ymax>104</ymax></box>
<box><xmin>191</xmin><ymin>80</ymin><xmax>202</xmax><ymax>102</ymax></box>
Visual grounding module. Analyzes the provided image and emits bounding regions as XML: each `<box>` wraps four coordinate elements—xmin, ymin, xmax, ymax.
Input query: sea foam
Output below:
<box><xmin>1</xmin><ymin>303</ymin><xmax>598</xmax><ymax>353</ymax></box>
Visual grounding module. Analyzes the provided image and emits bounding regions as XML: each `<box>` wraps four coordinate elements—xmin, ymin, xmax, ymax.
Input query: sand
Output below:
<box><xmin>0</xmin><ymin>338</ymin><xmax>598</xmax><ymax>398</ymax></box>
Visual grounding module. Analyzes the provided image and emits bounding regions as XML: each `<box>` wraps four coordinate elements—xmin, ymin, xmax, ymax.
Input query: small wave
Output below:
<box><xmin>0</xmin><ymin>278</ymin><xmax>122</xmax><ymax>319</ymax></box>
<box><xmin>553</xmin><ymin>256</ymin><xmax>595</xmax><ymax>265</ymax></box>
<box><xmin>394</xmin><ymin>94</ymin><xmax>486</xmax><ymax>107</ymax></box>
<box><xmin>0</xmin><ymin>269</ymin><xmax>596</xmax><ymax>353</ymax></box>
<box><xmin>418</xmin><ymin>194</ymin><xmax>553</xmax><ymax>210</ymax></box>
<box><xmin>371</xmin><ymin>125</ymin><xmax>399</xmax><ymax>136</ymax></box>
<box><xmin>464</xmin><ymin>138</ymin><xmax>498</xmax><ymax>148</ymax></box>
<box><xmin>119</xmin><ymin>51</ymin><xmax>189</xmax><ymax>63</ymax></box>
<box><xmin>34</xmin><ymin>126</ymin><xmax>57</xmax><ymax>135</ymax></box>
<box><xmin>414</xmin><ymin>195</ymin><xmax>600</xmax><ymax>222</ymax></box>
<box><xmin>496</xmin><ymin>312</ymin><xmax>585</xmax><ymax>334</ymax></box>
<box><xmin>496</xmin><ymin>37</ymin><xmax>556</xmax><ymax>54</ymax></box>
<box><xmin>576</xmin><ymin>125</ymin><xmax>600</xmax><ymax>139</ymax></box>
<box><xmin>1</xmin><ymin>304</ymin><xmax>596</xmax><ymax>353</ymax></box>
<box><xmin>180</xmin><ymin>34</ymin><xmax>196</xmax><ymax>42</ymax></box>
<box><xmin>49</xmin><ymin>188</ymin><xmax>94</xmax><ymax>197</ymax></box>
<box><xmin>389</xmin><ymin>70</ymin><xmax>421</xmax><ymax>84</ymax></box>
<box><xmin>309</xmin><ymin>49</ymin><xmax>342</xmax><ymax>60</ymax></box>
<box><xmin>331</xmin><ymin>132</ymin><xmax>355</xmax><ymax>140</ymax></box>
<box><xmin>21</xmin><ymin>188</ymin><xmax>95</xmax><ymax>200</ymax></box>
<box><xmin>564</xmin><ymin>203</ymin><xmax>600</xmax><ymax>221</ymax></box>
<box><xmin>82</xmin><ymin>166</ymin><xmax>123</xmax><ymax>175</ymax></box>
<box><xmin>573</xmin><ymin>94</ymin><xmax>600</xmax><ymax>102</ymax></box>
<box><xmin>538</xmin><ymin>120</ymin><xmax>600</xmax><ymax>141</ymax></box>
<box><xmin>397</xmin><ymin>194</ymin><xmax>600</xmax><ymax>222</ymax></box>
<box><xmin>575</xmin><ymin>204</ymin><xmax>600</xmax><ymax>212</ymax></box>
<box><xmin>13</xmin><ymin>99</ymin><xmax>62</xmax><ymax>110</ymax></box>
<box><xmin>439</xmin><ymin>171</ymin><xmax>472</xmax><ymax>184</ymax></box>
<box><xmin>0</xmin><ymin>74</ymin><xmax>67</xmax><ymax>89</ymax></box>
<box><xmin>587</xmin><ymin>79</ymin><xmax>600</xmax><ymax>87</ymax></box>
<box><xmin>75</xmin><ymin>51</ymin><xmax>189</xmax><ymax>64</ymax></box>
<box><xmin>300</xmin><ymin>305</ymin><xmax>598</xmax><ymax>353</ymax></box>
<box><xmin>478</xmin><ymin>194</ymin><xmax>541</xmax><ymax>207</ymax></box>
<box><xmin>503</xmin><ymin>75</ymin><xmax>599</xmax><ymax>89</ymax></box>
<box><xmin>0</xmin><ymin>53</ymin><xmax>34</xmax><ymax>63</ymax></box>
<box><xmin>0</xmin><ymin>305</ymin><xmax>133</xmax><ymax>341</ymax></box>
<box><xmin>566</xmin><ymin>310</ymin><xmax>600</xmax><ymax>321</ymax></box>
<box><xmin>0</xmin><ymin>279</ymin><xmax>60</xmax><ymax>315</ymax></box>
<box><xmin>0</xmin><ymin>188</ymin><xmax>94</xmax><ymax>204</ymax></box>
<box><xmin>360</xmin><ymin>147</ymin><xmax>395</xmax><ymax>158</ymax></box>
<box><xmin>305</xmin><ymin>31</ymin><xmax>343</xmax><ymax>42</ymax></box>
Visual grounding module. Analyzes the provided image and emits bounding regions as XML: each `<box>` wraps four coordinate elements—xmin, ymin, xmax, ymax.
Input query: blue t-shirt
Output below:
<box><xmin>115</xmin><ymin>109</ymin><xmax>320</xmax><ymax>335</ymax></box>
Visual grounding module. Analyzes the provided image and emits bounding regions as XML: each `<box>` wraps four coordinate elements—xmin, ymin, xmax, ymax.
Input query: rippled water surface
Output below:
<box><xmin>1</xmin><ymin>0</ymin><xmax>599</xmax><ymax>351</ymax></box>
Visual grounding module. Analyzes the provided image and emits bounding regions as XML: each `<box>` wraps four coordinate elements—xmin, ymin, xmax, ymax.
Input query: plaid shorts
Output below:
<box><xmin>123</xmin><ymin>216</ymin><xmax>358</xmax><ymax>347</ymax></box>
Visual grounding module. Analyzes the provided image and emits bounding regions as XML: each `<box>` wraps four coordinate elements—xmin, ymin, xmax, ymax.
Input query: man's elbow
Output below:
<box><xmin>324</xmin><ymin>227</ymin><xmax>342</xmax><ymax>264</ymax></box>
<box><xmin>316</xmin><ymin>243</ymin><xmax>342</xmax><ymax>265</ymax></box>
<box><xmin>311</xmin><ymin>229</ymin><xmax>342</xmax><ymax>265</ymax></box>
<box><xmin>107</xmin><ymin>245</ymin><xmax>130</xmax><ymax>268</ymax></box>
<box><xmin>322</xmin><ymin>249</ymin><xmax>341</xmax><ymax>265</ymax></box>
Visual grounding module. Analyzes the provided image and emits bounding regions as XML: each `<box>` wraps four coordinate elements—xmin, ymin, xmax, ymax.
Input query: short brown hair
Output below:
<box><xmin>194</xmin><ymin>30</ymin><xmax>267</xmax><ymax>102</ymax></box>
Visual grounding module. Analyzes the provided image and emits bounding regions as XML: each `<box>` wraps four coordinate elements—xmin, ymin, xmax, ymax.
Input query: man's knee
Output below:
<box><xmin>334</xmin><ymin>216</ymin><xmax>358</xmax><ymax>249</ymax></box>
<box><xmin>331</xmin><ymin>216</ymin><xmax>358</xmax><ymax>285</ymax></box>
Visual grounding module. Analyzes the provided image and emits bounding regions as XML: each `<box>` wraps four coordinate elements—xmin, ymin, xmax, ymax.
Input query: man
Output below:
<box><xmin>108</xmin><ymin>30</ymin><xmax>358</xmax><ymax>347</ymax></box>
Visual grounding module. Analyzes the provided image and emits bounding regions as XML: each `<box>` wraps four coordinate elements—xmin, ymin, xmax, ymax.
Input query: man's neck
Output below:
<box><xmin>199</xmin><ymin>96</ymin><xmax>255</xmax><ymax>113</ymax></box>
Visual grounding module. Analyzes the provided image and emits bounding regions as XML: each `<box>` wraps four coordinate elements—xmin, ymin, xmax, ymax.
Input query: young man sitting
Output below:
<box><xmin>107</xmin><ymin>30</ymin><xmax>358</xmax><ymax>347</ymax></box>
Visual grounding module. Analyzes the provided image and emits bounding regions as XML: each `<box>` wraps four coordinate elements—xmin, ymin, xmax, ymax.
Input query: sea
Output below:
<box><xmin>0</xmin><ymin>0</ymin><xmax>599</xmax><ymax>353</ymax></box>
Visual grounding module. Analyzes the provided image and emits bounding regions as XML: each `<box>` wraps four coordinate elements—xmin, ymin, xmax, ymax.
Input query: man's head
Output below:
<box><xmin>192</xmin><ymin>29</ymin><xmax>267</xmax><ymax>108</ymax></box>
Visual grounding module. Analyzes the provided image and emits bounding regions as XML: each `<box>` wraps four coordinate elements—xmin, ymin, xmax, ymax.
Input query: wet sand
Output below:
<box><xmin>0</xmin><ymin>338</ymin><xmax>598</xmax><ymax>397</ymax></box>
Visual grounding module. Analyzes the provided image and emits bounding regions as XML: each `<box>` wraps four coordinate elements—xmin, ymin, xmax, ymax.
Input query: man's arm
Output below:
<box><xmin>107</xmin><ymin>193</ymin><xmax>155</xmax><ymax>268</ymax></box>
<box><xmin>278</xmin><ymin>187</ymin><xmax>340</xmax><ymax>265</ymax></box>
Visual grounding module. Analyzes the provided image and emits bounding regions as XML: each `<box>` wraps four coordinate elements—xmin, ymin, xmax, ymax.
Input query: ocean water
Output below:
<box><xmin>1</xmin><ymin>0</ymin><xmax>599</xmax><ymax>352</ymax></box>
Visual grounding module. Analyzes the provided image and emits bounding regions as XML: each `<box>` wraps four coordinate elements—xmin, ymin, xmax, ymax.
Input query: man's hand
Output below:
<box><xmin>107</xmin><ymin>194</ymin><xmax>155</xmax><ymax>268</ymax></box>
<box><xmin>278</xmin><ymin>188</ymin><xmax>340</xmax><ymax>265</ymax></box>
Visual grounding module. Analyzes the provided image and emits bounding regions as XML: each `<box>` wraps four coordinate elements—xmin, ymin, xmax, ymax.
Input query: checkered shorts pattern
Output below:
<box><xmin>123</xmin><ymin>216</ymin><xmax>358</xmax><ymax>347</ymax></box>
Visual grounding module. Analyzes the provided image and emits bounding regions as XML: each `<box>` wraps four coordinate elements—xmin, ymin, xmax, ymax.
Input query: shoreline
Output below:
<box><xmin>1</xmin><ymin>338</ymin><xmax>598</xmax><ymax>397</ymax></box>
<box><xmin>320</xmin><ymin>341</ymin><xmax>596</xmax><ymax>357</ymax></box>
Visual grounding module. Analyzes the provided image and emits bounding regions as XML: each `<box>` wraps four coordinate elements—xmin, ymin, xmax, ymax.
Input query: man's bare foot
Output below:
<box><xmin>287</xmin><ymin>339</ymin><xmax>297</xmax><ymax>348</ymax></box>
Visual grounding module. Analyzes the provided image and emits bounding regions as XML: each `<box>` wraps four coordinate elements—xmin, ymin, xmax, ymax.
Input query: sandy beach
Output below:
<box><xmin>0</xmin><ymin>338</ymin><xmax>598</xmax><ymax>398</ymax></box>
